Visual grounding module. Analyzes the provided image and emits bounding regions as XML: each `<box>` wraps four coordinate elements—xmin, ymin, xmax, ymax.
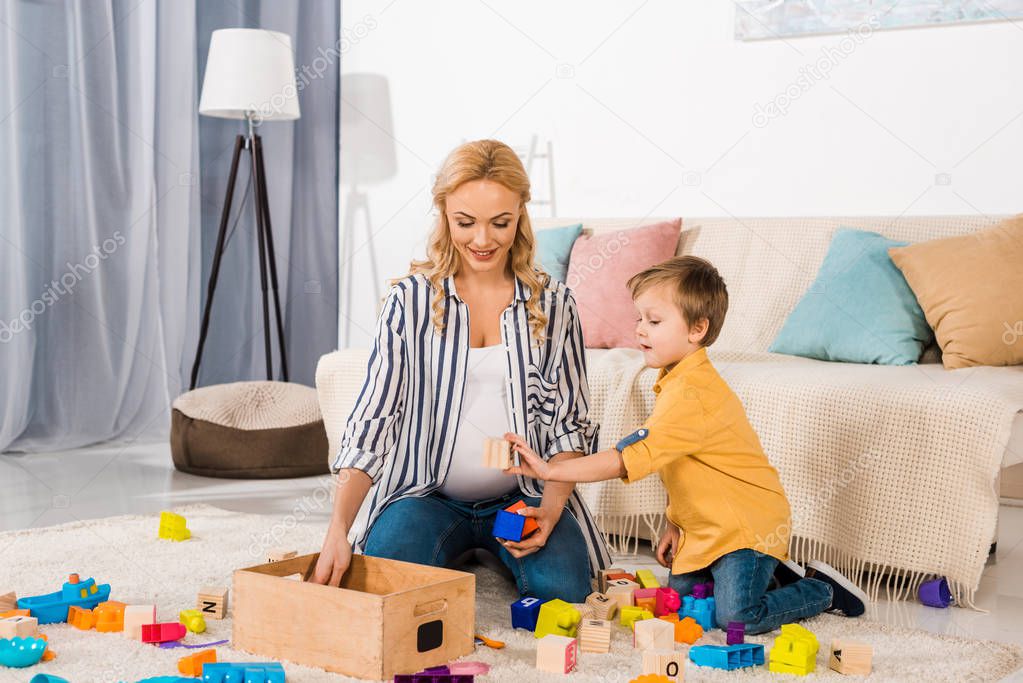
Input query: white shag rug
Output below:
<box><xmin>1</xmin><ymin>504</ymin><xmax>1020</xmax><ymax>683</ymax></box>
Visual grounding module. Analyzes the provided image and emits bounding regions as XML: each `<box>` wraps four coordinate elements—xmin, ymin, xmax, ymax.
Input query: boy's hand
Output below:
<box><xmin>502</xmin><ymin>432</ymin><xmax>554</xmax><ymax>480</ymax></box>
<box><xmin>498</xmin><ymin>503</ymin><xmax>561</xmax><ymax>558</ymax></box>
<box><xmin>656</xmin><ymin>523</ymin><xmax>681</xmax><ymax>568</ymax></box>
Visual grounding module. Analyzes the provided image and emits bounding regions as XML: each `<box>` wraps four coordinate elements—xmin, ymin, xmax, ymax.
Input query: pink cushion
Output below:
<box><xmin>566</xmin><ymin>219</ymin><xmax>682</xmax><ymax>349</ymax></box>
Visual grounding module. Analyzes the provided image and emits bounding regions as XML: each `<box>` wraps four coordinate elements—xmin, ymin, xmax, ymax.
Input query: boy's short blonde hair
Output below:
<box><xmin>627</xmin><ymin>256</ymin><xmax>729</xmax><ymax>346</ymax></box>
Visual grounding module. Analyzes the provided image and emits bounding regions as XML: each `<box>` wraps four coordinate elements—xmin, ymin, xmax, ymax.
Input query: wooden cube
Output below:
<box><xmin>585</xmin><ymin>591</ymin><xmax>618</xmax><ymax>621</ymax></box>
<box><xmin>606</xmin><ymin>579</ymin><xmax>640</xmax><ymax>609</ymax></box>
<box><xmin>634</xmin><ymin>617</ymin><xmax>675</xmax><ymax>650</ymax></box>
<box><xmin>0</xmin><ymin>591</ymin><xmax>16</xmax><ymax>612</ymax></box>
<box><xmin>598</xmin><ymin>567</ymin><xmax>624</xmax><ymax>593</ymax></box>
<box><xmin>578</xmin><ymin>618</ymin><xmax>612</xmax><ymax>653</ymax></box>
<box><xmin>643</xmin><ymin>649</ymin><xmax>685</xmax><ymax>681</ymax></box>
<box><xmin>829</xmin><ymin>639</ymin><xmax>872</xmax><ymax>675</ymax></box>
<box><xmin>198</xmin><ymin>586</ymin><xmax>229</xmax><ymax>620</ymax></box>
<box><xmin>571</xmin><ymin>602</ymin><xmax>595</xmax><ymax>620</ymax></box>
<box><xmin>0</xmin><ymin>615</ymin><xmax>37</xmax><ymax>639</ymax></box>
<box><xmin>536</xmin><ymin>634</ymin><xmax>578</xmax><ymax>674</ymax></box>
<box><xmin>482</xmin><ymin>437</ymin><xmax>513</xmax><ymax>468</ymax></box>
<box><xmin>123</xmin><ymin>604</ymin><xmax>156</xmax><ymax>640</ymax></box>
<box><xmin>232</xmin><ymin>553</ymin><xmax>474</xmax><ymax>681</ymax></box>
<box><xmin>267</xmin><ymin>548</ymin><xmax>297</xmax><ymax>563</ymax></box>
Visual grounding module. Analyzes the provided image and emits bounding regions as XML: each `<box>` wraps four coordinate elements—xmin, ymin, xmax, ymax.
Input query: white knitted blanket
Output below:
<box><xmin>582</xmin><ymin>348</ymin><xmax>1023</xmax><ymax>608</ymax></box>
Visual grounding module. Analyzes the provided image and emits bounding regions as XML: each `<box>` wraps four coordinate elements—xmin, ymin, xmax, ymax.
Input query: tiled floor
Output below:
<box><xmin>3</xmin><ymin>439</ymin><xmax>1023</xmax><ymax>679</ymax></box>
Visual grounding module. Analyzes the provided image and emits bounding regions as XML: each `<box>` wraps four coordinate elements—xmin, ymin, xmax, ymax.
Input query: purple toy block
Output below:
<box><xmin>726</xmin><ymin>621</ymin><xmax>745</xmax><ymax>645</ymax></box>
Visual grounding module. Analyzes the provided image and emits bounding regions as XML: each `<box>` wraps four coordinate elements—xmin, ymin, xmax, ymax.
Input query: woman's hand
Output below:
<box><xmin>656</xmin><ymin>523</ymin><xmax>681</xmax><ymax>568</ymax></box>
<box><xmin>310</xmin><ymin>521</ymin><xmax>353</xmax><ymax>586</ymax></box>
<box><xmin>497</xmin><ymin>503</ymin><xmax>563</xmax><ymax>559</ymax></box>
<box><xmin>502</xmin><ymin>432</ymin><xmax>554</xmax><ymax>480</ymax></box>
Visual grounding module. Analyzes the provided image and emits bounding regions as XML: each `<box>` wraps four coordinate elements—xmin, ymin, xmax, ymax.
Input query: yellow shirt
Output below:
<box><xmin>619</xmin><ymin>347</ymin><xmax>791</xmax><ymax>574</ymax></box>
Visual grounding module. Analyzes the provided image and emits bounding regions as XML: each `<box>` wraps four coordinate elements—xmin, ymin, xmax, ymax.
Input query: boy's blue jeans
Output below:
<box><xmin>364</xmin><ymin>490</ymin><xmax>594</xmax><ymax>603</ymax></box>
<box><xmin>669</xmin><ymin>548</ymin><xmax>833</xmax><ymax>635</ymax></box>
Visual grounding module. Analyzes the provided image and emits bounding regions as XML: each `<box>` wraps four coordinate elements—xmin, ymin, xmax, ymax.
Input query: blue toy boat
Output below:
<box><xmin>17</xmin><ymin>573</ymin><xmax>112</xmax><ymax>624</ymax></box>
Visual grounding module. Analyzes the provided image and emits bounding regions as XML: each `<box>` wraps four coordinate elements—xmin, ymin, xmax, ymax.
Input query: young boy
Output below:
<box><xmin>505</xmin><ymin>255</ymin><xmax>866</xmax><ymax>634</ymax></box>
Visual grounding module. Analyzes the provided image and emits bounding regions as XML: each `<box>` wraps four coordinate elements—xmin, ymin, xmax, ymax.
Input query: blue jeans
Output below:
<box><xmin>669</xmin><ymin>549</ymin><xmax>832</xmax><ymax>635</ymax></box>
<box><xmin>364</xmin><ymin>490</ymin><xmax>594</xmax><ymax>603</ymax></box>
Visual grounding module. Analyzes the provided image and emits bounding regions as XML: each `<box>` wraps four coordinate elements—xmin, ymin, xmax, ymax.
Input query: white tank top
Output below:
<box><xmin>438</xmin><ymin>344</ymin><xmax>520</xmax><ymax>501</ymax></box>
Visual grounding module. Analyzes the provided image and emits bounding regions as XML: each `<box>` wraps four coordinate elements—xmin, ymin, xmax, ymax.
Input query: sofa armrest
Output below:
<box><xmin>315</xmin><ymin>348</ymin><xmax>372</xmax><ymax>468</ymax></box>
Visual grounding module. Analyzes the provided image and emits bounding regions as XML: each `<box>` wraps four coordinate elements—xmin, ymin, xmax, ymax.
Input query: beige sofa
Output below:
<box><xmin>317</xmin><ymin>214</ymin><xmax>1023</xmax><ymax>606</ymax></box>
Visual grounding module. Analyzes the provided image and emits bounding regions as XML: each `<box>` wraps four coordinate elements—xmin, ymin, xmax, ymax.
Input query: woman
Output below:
<box><xmin>311</xmin><ymin>139</ymin><xmax>610</xmax><ymax>601</ymax></box>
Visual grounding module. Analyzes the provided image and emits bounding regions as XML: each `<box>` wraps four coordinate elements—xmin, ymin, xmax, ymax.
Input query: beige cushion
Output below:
<box><xmin>171</xmin><ymin>381</ymin><xmax>329</xmax><ymax>479</ymax></box>
<box><xmin>889</xmin><ymin>215</ymin><xmax>1023</xmax><ymax>369</ymax></box>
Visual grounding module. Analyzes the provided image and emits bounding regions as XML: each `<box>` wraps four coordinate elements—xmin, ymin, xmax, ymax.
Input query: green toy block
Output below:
<box><xmin>619</xmin><ymin>605</ymin><xmax>654</xmax><ymax>629</ymax></box>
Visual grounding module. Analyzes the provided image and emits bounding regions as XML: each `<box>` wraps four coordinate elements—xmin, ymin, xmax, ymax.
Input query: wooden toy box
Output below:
<box><xmin>232</xmin><ymin>553</ymin><xmax>475</xmax><ymax>680</ymax></box>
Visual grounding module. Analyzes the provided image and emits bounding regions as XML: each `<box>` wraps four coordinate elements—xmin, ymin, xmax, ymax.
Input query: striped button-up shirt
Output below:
<box><xmin>333</xmin><ymin>271</ymin><xmax>612</xmax><ymax>575</ymax></box>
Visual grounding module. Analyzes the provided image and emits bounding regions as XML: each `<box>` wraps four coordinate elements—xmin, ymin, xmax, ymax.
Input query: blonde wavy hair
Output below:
<box><xmin>394</xmin><ymin>139</ymin><xmax>550</xmax><ymax>345</ymax></box>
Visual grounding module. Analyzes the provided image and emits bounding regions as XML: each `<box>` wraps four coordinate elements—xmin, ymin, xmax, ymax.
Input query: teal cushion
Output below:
<box><xmin>769</xmin><ymin>228</ymin><xmax>932</xmax><ymax>365</ymax></box>
<box><xmin>535</xmin><ymin>223</ymin><xmax>582</xmax><ymax>282</ymax></box>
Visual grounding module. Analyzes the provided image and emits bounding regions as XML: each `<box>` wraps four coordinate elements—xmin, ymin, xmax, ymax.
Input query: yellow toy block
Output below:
<box><xmin>635</xmin><ymin>569</ymin><xmax>661</xmax><ymax>589</ymax></box>
<box><xmin>179</xmin><ymin>608</ymin><xmax>207</xmax><ymax>633</ymax></box>
<box><xmin>620</xmin><ymin>605</ymin><xmax>654</xmax><ymax>629</ymax></box>
<box><xmin>158</xmin><ymin>511</ymin><xmax>191</xmax><ymax>541</ymax></box>
<box><xmin>769</xmin><ymin>623</ymin><xmax>819</xmax><ymax>675</ymax></box>
<box><xmin>534</xmin><ymin>599</ymin><xmax>581</xmax><ymax>639</ymax></box>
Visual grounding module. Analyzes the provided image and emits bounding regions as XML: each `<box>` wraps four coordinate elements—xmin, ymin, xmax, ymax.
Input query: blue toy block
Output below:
<box><xmin>492</xmin><ymin>510</ymin><xmax>528</xmax><ymax>541</ymax></box>
<box><xmin>689</xmin><ymin>643</ymin><xmax>765</xmax><ymax>671</ymax></box>
<box><xmin>680</xmin><ymin>594</ymin><xmax>717</xmax><ymax>631</ymax></box>
<box><xmin>510</xmin><ymin>596</ymin><xmax>544</xmax><ymax>630</ymax></box>
<box><xmin>201</xmin><ymin>662</ymin><xmax>286</xmax><ymax>683</ymax></box>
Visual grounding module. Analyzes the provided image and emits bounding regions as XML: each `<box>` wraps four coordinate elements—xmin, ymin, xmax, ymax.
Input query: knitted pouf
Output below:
<box><xmin>170</xmin><ymin>381</ymin><xmax>330</xmax><ymax>479</ymax></box>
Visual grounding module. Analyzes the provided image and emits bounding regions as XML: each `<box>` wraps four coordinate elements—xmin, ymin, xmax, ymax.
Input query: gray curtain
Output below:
<box><xmin>0</xmin><ymin>0</ymin><xmax>339</xmax><ymax>453</ymax></box>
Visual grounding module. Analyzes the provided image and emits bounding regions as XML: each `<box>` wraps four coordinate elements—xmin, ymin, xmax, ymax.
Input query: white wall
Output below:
<box><xmin>338</xmin><ymin>0</ymin><xmax>1022</xmax><ymax>347</ymax></box>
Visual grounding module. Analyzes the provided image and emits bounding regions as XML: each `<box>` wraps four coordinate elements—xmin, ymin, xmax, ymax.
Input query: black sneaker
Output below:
<box><xmin>772</xmin><ymin>557</ymin><xmax>806</xmax><ymax>589</ymax></box>
<box><xmin>805</xmin><ymin>560</ymin><xmax>868</xmax><ymax>617</ymax></box>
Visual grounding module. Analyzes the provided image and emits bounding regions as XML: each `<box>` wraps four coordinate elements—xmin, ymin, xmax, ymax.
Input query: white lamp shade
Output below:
<box><xmin>199</xmin><ymin>29</ymin><xmax>300</xmax><ymax>121</ymax></box>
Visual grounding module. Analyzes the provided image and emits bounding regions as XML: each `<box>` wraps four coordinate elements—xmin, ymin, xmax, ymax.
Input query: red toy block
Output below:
<box><xmin>141</xmin><ymin>621</ymin><xmax>187</xmax><ymax>643</ymax></box>
<box><xmin>606</xmin><ymin>572</ymin><xmax>637</xmax><ymax>582</ymax></box>
<box><xmin>654</xmin><ymin>587</ymin><xmax>681</xmax><ymax>617</ymax></box>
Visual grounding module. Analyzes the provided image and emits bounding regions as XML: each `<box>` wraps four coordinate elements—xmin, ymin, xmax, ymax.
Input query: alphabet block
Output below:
<box><xmin>829</xmin><ymin>639</ymin><xmax>872</xmax><ymax>675</ymax></box>
<box><xmin>578</xmin><ymin>618</ymin><xmax>612</xmax><ymax>653</ymax></box>
<box><xmin>642</xmin><ymin>649</ymin><xmax>685</xmax><ymax>680</ymax></box>
<box><xmin>197</xmin><ymin>586</ymin><xmax>228</xmax><ymax>620</ymax></box>
<box><xmin>536</xmin><ymin>634</ymin><xmax>577</xmax><ymax>674</ymax></box>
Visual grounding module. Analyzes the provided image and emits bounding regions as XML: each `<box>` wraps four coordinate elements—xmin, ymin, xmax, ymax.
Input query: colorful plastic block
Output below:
<box><xmin>635</xmin><ymin>569</ymin><xmax>661</xmax><ymax>589</ymax></box>
<box><xmin>200</xmin><ymin>662</ymin><xmax>285</xmax><ymax>683</ymax></box>
<box><xmin>67</xmin><ymin>605</ymin><xmax>96</xmax><ymax>630</ymax></box>
<box><xmin>690</xmin><ymin>581</ymin><xmax>714</xmax><ymax>599</ymax></box>
<box><xmin>123</xmin><ymin>604</ymin><xmax>157</xmax><ymax>640</ymax></box>
<box><xmin>197</xmin><ymin>586</ymin><xmax>228</xmax><ymax>620</ymax></box>
<box><xmin>392</xmin><ymin>667</ymin><xmax>474</xmax><ymax>683</ymax></box>
<box><xmin>510</xmin><ymin>596</ymin><xmax>543</xmax><ymax>631</ymax></box>
<box><xmin>0</xmin><ymin>615</ymin><xmax>37</xmax><ymax>639</ymax></box>
<box><xmin>769</xmin><ymin>623</ymin><xmax>819</xmax><ymax>675</ymax></box>
<box><xmin>642</xmin><ymin>649</ymin><xmax>685</xmax><ymax>681</ymax></box>
<box><xmin>158</xmin><ymin>511</ymin><xmax>191</xmax><ymax>541</ymax></box>
<box><xmin>630</xmin><ymin>676</ymin><xmax>672</xmax><ymax>683</ymax></box>
<box><xmin>620</xmin><ymin>605</ymin><xmax>654</xmax><ymax>629</ymax></box>
<box><xmin>534</xmin><ymin>599</ymin><xmax>580</xmax><ymax>639</ymax></box>
<box><xmin>492</xmin><ymin>501</ymin><xmax>539</xmax><ymax>542</ymax></box>
<box><xmin>726</xmin><ymin>620</ymin><xmax>745</xmax><ymax>645</ymax></box>
<box><xmin>653</xmin><ymin>587</ymin><xmax>680</xmax><ymax>617</ymax></box>
<box><xmin>634</xmin><ymin>617</ymin><xmax>674</xmax><ymax>650</ymax></box>
<box><xmin>179</xmin><ymin>609</ymin><xmax>207</xmax><ymax>634</ymax></box>
<box><xmin>141</xmin><ymin>621</ymin><xmax>187</xmax><ymax>643</ymax></box>
<box><xmin>0</xmin><ymin>636</ymin><xmax>47</xmax><ymax>668</ymax></box>
<box><xmin>0</xmin><ymin>609</ymin><xmax>29</xmax><ymax>619</ymax></box>
<box><xmin>690</xmin><ymin>643</ymin><xmax>765</xmax><ymax>670</ymax></box>
<box><xmin>17</xmin><ymin>573</ymin><xmax>111</xmax><ymax>623</ymax></box>
<box><xmin>633</xmin><ymin>587</ymin><xmax>658</xmax><ymax>614</ymax></box>
<box><xmin>178</xmin><ymin>647</ymin><xmax>217</xmax><ymax>676</ymax></box>
<box><xmin>829</xmin><ymin>639</ymin><xmax>872</xmax><ymax>675</ymax></box>
<box><xmin>448</xmin><ymin>661</ymin><xmax>490</xmax><ymax>676</ymax></box>
<box><xmin>680</xmin><ymin>594</ymin><xmax>716</xmax><ymax>631</ymax></box>
<box><xmin>95</xmin><ymin>600</ymin><xmax>126</xmax><ymax>632</ymax></box>
<box><xmin>536</xmin><ymin>634</ymin><xmax>577</xmax><ymax>674</ymax></box>
<box><xmin>606</xmin><ymin>572</ymin><xmax>637</xmax><ymax>582</ymax></box>
<box><xmin>673</xmin><ymin>616</ymin><xmax>703</xmax><ymax>645</ymax></box>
